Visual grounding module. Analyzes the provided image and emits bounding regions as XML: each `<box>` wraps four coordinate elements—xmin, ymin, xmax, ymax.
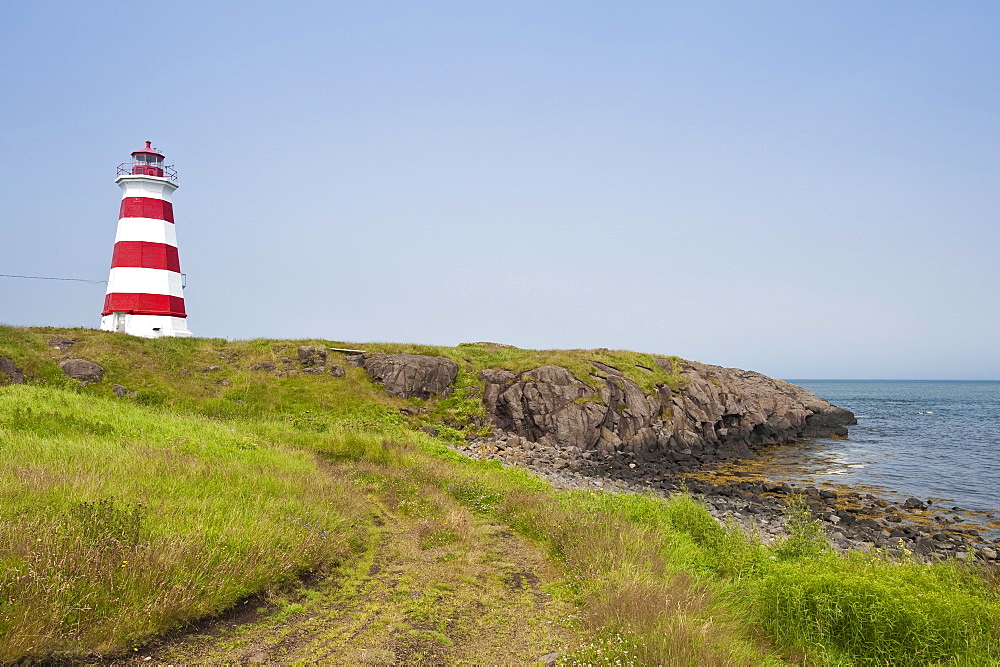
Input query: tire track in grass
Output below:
<box><xmin>131</xmin><ymin>482</ymin><xmax>584</xmax><ymax>664</ymax></box>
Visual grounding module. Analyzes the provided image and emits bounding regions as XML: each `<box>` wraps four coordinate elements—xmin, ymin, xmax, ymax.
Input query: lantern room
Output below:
<box><xmin>117</xmin><ymin>141</ymin><xmax>178</xmax><ymax>180</ymax></box>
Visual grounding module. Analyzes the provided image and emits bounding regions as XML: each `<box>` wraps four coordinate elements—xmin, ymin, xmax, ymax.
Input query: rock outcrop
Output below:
<box><xmin>483</xmin><ymin>366</ymin><xmax>605</xmax><ymax>450</ymax></box>
<box><xmin>363</xmin><ymin>353</ymin><xmax>459</xmax><ymax>399</ymax></box>
<box><xmin>0</xmin><ymin>357</ymin><xmax>25</xmax><ymax>384</ymax></box>
<box><xmin>480</xmin><ymin>358</ymin><xmax>855</xmax><ymax>467</ymax></box>
<box><xmin>47</xmin><ymin>336</ymin><xmax>76</xmax><ymax>352</ymax></box>
<box><xmin>298</xmin><ymin>346</ymin><xmax>327</xmax><ymax>366</ymax></box>
<box><xmin>249</xmin><ymin>361</ymin><xmax>277</xmax><ymax>372</ymax></box>
<box><xmin>59</xmin><ymin>359</ymin><xmax>104</xmax><ymax>385</ymax></box>
<box><xmin>112</xmin><ymin>384</ymin><xmax>138</xmax><ymax>398</ymax></box>
<box><xmin>359</xmin><ymin>350</ymin><xmax>853</xmax><ymax>469</ymax></box>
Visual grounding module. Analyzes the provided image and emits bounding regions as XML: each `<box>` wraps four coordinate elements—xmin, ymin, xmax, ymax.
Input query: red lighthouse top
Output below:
<box><xmin>118</xmin><ymin>140</ymin><xmax>177</xmax><ymax>181</ymax></box>
<box><xmin>132</xmin><ymin>140</ymin><xmax>164</xmax><ymax>160</ymax></box>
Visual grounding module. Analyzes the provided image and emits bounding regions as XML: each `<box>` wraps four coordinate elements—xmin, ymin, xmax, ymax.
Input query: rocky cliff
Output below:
<box><xmin>360</xmin><ymin>352</ymin><xmax>856</xmax><ymax>476</ymax></box>
<box><xmin>478</xmin><ymin>358</ymin><xmax>855</xmax><ymax>475</ymax></box>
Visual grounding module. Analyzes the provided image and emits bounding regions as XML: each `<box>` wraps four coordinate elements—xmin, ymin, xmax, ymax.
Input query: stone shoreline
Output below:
<box><xmin>452</xmin><ymin>435</ymin><xmax>1000</xmax><ymax>563</ymax></box>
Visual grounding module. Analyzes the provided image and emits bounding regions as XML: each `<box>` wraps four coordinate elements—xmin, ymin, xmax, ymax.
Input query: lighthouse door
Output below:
<box><xmin>114</xmin><ymin>312</ymin><xmax>126</xmax><ymax>333</ymax></box>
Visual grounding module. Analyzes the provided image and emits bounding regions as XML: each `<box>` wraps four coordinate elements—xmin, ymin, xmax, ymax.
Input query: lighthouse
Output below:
<box><xmin>100</xmin><ymin>141</ymin><xmax>192</xmax><ymax>338</ymax></box>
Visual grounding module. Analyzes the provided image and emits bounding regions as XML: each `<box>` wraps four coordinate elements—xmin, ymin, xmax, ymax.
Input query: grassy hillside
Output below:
<box><xmin>1</xmin><ymin>327</ymin><xmax>684</xmax><ymax>436</ymax></box>
<box><xmin>1</xmin><ymin>326</ymin><xmax>998</xmax><ymax>664</ymax></box>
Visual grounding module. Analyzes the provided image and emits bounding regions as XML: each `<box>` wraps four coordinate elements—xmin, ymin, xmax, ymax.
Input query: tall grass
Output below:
<box><xmin>0</xmin><ymin>385</ymin><xmax>368</xmax><ymax>659</ymax></box>
<box><xmin>749</xmin><ymin>552</ymin><xmax>1000</xmax><ymax>665</ymax></box>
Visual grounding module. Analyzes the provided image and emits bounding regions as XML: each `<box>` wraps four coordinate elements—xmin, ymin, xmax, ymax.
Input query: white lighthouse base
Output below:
<box><xmin>100</xmin><ymin>313</ymin><xmax>193</xmax><ymax>338</ymax></box>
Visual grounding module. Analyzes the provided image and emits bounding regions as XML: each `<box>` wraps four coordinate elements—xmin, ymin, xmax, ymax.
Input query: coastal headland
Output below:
<box><xmin>1</xmin><ymin>326</ymin><xmax>998</xmax><ymax>663</ymax></box>
<box><xmin>3</xmin><ymin>330</ymin><xmax>997</xmax><ymax>562</ymax></box>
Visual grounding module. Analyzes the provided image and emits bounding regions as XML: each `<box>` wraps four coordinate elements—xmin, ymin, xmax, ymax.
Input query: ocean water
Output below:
<box><xmin>758</xmin><ymin>380</ymin><xmax>1000</xmax><ymax>512</ymax></box>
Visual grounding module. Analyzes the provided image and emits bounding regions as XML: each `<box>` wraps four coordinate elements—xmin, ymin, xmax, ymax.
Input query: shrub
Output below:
<box><xmin>773</xmin><ymin>495</ymin><xmax>829</xmax><ymax>561</ymax></box>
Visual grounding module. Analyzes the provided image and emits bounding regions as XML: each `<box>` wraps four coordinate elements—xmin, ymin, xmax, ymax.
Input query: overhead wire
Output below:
<box><xmin>0</xmin><ymin>273</ymin><xmax>106</xmax><ymax>285</ymax></box>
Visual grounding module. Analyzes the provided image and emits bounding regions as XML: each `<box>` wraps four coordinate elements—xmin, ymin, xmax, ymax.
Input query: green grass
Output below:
<box><xmin>0</xmin><ymin>384</ymin><xmax>368</xmax><ymax>659</ymax></box>
<box><xmin>750</xmin><ymin>552</ymin><xmax>1000</xmax><ymax>665</ymax></box>
<box><xmin>1</xmin><ymin>325</ymin><xmax>999</xmax><ymax>664</ymax></box>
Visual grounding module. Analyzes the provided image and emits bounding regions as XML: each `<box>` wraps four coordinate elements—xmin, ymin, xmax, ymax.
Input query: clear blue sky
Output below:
<box><xmin>2</xmin><ymin>1</ymin><xmax>998</xmax><ymax>379</ymax></box>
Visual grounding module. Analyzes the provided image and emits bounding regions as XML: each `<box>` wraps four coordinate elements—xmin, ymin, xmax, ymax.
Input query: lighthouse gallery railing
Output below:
<box><xmin>117</xmin><ymin>162</ymin><xmax>178</xmax><ymax>182</ymax></box>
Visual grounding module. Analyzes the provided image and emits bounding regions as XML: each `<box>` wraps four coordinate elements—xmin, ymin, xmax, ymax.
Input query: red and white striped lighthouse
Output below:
<box><xmin>100</xmin><ymin>141</ymin><xmax>192</xmax><ymax>337</ymax></box>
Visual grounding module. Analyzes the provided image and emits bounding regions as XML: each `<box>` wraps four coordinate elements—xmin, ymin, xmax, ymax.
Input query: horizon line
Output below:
<box><xmin>784</xmin><ymin>378</ymin><xmax>1000</xmax><ymax>383</ymax></box>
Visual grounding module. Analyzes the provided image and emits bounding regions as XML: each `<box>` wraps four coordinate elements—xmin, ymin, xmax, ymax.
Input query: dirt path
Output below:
<box><xmin>130</xmin><ymin>478</ymin><xmax>584</xmax><ymax>664</ymax></box>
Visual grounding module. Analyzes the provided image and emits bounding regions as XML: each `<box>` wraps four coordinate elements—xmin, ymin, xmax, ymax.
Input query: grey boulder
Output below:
<box><xmin>363</xmin><ymin>353</ymin><xmax>458</xmax><ymax>399</ymax></box>
<box><xmin>59</xmin><ymin>359</ymin><xmax>105</xmax><ymax>385</ymax></box>
<box><xmin>0</xmin><ymin>357</ymin><xmax>25</xmax><ymax>384</ymax></box>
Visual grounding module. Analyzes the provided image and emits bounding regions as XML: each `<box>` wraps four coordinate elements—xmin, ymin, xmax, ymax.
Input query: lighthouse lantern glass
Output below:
<box><xmin>117</xmin><ymin>145</ymin><xmax>177</xmax><ymax>181</ymax></box>
<box><xmin>131</xmin><ymin>152</ymin><xmax>165</xmax><ymax>177</ymax></box>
